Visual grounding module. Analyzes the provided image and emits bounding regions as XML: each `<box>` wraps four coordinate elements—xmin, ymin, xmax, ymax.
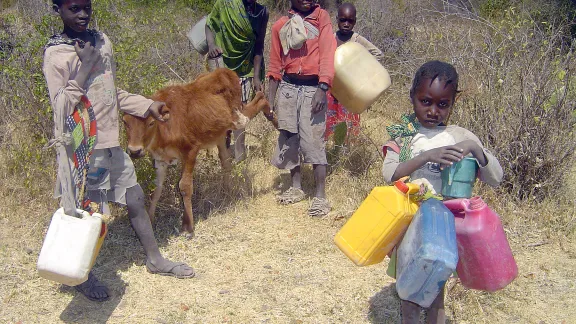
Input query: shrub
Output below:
<box><xmin>452</xmin><ymin>8</ymin><xmax>576</xmax><ymax>201</ymax></box>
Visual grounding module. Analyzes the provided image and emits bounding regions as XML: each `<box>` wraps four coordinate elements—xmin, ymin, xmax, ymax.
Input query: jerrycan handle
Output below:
<box><xmin>443</xmin><ymin>198</ymin><xmax>469</xmax><ymax>213</ymax></box>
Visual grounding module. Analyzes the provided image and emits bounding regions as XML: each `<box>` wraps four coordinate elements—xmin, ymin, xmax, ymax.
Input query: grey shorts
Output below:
<box><xmin>85</xmin><ymin>147</ymin><xmax>138</xmax><ymax>212</ymax></box>
<box><xmin>271</xmin><ymin>81</ymin><xmax>327</xmax><ymax>169</ymax></box>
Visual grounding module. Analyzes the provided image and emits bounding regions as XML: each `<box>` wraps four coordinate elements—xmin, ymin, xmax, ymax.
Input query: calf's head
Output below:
<box><xmin>123</xmin><ymin>114</ymin><xmax>159</xmax><ymax>159</ymax></box>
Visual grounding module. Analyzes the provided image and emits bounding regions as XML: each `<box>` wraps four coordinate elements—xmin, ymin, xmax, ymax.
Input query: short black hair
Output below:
<box><xmin>52</xmin><ymin>0</ymin><xmax>63</xmax><ymax>6</ymax></box>
<box><xmin>410</xmin><ymin>60</ymin><xmax>459</xmax><ymax>98</ymax></box>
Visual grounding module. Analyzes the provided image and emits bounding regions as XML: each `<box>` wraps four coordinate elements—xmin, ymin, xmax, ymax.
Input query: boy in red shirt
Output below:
<box><xmin>267</xmin><ymin>0</ymin><xmax>336</xmax><ymax>216</ymax></box>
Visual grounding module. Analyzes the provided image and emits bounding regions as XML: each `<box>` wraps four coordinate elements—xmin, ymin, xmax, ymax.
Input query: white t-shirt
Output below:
<box><xmin>382</xmin><ymin>125</ymin><xmax>503</xmax><ymax>193</ymax></box>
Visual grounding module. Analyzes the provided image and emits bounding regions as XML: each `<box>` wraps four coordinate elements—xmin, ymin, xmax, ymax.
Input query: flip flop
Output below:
<box><xmin>146</xmin><ymin>260</ymin><xmax>196</xmax><ymax>279</ymax></box>
<box><xmin>276</xmin><ymin>187</ymin><xmax>306</xmax><ymax>205</ymax></box>
<box><xmin>308</xmin><ymin>197</ymin><xmax>331</xmax><ymax>217</ymax></box>
<box><xmin>74</xmin><ymin>272</ymin><xmax>110</xmax><ymax>302</ymax></box>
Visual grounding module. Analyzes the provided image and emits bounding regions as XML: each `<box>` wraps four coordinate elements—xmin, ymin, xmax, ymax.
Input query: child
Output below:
<box><xmin>325</xmin><ymin>2</ymin><xmax>383</xmax><ymax>143</ymax></box>
<box><xmin>382</xmin><ymin>61</ymin><xmax>503</xmax><ymax>323</ymax></box>
<box><xmin>43</xmin><ymin>0</ymin><xmax>195</xmax><ymax>302</ymax></box>
<box><xmin>205</xmin><ymin>0</ymin><xmax>269</xmax><ymax>162</ymax></box>
<box><xmin>267</xmin><ymin>0</ymin><xmax>336</xmax><ymax>217</ymax></box>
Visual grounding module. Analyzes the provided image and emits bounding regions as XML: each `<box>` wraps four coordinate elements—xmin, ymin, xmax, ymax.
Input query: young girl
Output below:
<box><xmin>325</xmin><ymin>2</ymin><xmax>383</xmax><ymax>143</ymax></box>
<box><xmin>382</xmin><ymin>61</ymin><xmax>503</xmax><ymax>323</ymax></box>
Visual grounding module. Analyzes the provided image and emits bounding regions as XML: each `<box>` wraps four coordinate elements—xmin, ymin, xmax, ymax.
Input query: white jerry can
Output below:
<box><xmin>37</xmin><ymin>208</ymin><xmax>106</xmax><ymax>286</ymax></box>
<box><xmin>331</xmin><ymin>42</ymin><xmax>391</xmax><ymax>114</ymax></box>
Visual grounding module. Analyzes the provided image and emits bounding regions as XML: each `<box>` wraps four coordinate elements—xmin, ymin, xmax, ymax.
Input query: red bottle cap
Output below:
<box><xmin>394</xmin><ymin>180</ymin><xmax>409</xmax><ymax>194</ymax></box>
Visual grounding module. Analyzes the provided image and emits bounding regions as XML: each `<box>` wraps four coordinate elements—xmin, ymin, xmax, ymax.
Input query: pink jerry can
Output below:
<box><xmin>443</xmin><ymin>197</ymin><xmax>518</xmax><ymax>291</ymax></box>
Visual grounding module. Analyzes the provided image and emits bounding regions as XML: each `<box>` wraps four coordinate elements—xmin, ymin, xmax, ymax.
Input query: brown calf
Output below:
<box><xmin>123</xmin><ymin>68</ymin><xmax>270</xmax><ymax>234</ymax></box>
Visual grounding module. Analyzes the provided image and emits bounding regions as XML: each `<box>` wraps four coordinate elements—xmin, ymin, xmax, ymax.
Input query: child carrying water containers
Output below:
<box><xmin>382</xmin><ymin>61</ymin><xmax>503</xmax><ymax>323</ymax></box>
<box><xmin>325</xmin><ymin>3</ymin><xmax>383</xmax><ymax>143</ymax></box>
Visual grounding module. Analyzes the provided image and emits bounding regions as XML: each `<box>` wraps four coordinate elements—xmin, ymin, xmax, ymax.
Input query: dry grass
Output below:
<box><xmin>1</xmin><ymin>99</ymin><xmax>576</xmax><ymax>323</ymax></box>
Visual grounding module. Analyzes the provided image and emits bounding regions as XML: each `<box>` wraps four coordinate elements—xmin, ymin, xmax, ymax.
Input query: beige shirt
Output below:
<box><xmin>382</xmin><ymin>125</ymin><xmax>503</xmax><ymax>193</ymax></box>
<box><xmin>43</xmin><ymin>32</ymin><xmax>153</xmax><ymax>149</ymax></box>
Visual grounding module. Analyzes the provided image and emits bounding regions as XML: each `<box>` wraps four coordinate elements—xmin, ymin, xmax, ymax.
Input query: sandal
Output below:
<box><xmin>308</xmin><ymin>197</ymin><xmax>331</xmax><ymax>217</ymax></box>
<box><xmin>146</xmin><ymin>260</ymin><xmax>196</xmax><ymax>279</ymax></box>
<box><xmin>74</xmin><ymin>272</ymin><xmax>110</xmax><ymax>302</ymax></box>
<box><xmin>276</xmin><ymin>187</ymin><xmax>306</xmax><ymax>205</ymax></box>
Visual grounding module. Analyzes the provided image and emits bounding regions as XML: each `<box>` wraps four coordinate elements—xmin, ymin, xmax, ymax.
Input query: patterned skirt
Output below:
<box><xmin>325</xmin><ymin>91</ymin><xmax>361</xmax><ymax>141</ymax></box>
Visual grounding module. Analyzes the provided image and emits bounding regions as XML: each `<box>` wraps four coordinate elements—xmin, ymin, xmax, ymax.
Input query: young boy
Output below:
<box><xmin>267</xmin><ymin>0</ymin><xmax>336</xmax><ymax>217</ymax></box>
<box><xmin>205</xmin><ymin>0</ymin><xmax>269</xmax><ymax>162</ymax></box>
<box><xmin>43</xmin><ymin>0</ymin><xmax>195</xmax><ymax>302</ymax></box>
<box><xmin>325</xmin><ymin>2</ymin><xmax>383</xmax><ymax>141</ymax></box>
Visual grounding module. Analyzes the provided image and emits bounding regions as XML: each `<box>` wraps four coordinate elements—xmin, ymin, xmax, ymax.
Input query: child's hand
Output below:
<box><xmin>74</xmin><ymin>41</ymin><xmax>101</xmax><ymax>68</ymax></box>
<box><xmin>423</xmin><ymin>145</ymin><xmax>464</xmax><ymax>167</ymax></box>
<box><xmin>455</xmin><ymin>140</ymin><xmax>488</xmax><ymax>166</ymax></box>
<box><xmin>148</xmin><ymin>101</ymin><xmax>167</xmax><ymax>122</ymax></box>
<box><xmin>207</xmin><ymin>45</ymin><xmax>223</xmax><ymax>59</ymax></box>
<box><xmin>311</xmin><ymin>88</ymin><xmax>327</xmax><ymax>114</ymax></box>
<box><xmin>253</xmin><ymin>78</ymin><xmax>264</xmax><ymax>93</ymax></box>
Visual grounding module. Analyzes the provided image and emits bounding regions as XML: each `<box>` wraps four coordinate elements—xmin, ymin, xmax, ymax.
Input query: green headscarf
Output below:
<box><xmin>385</xmin><ymin>113</ymin><xmax>420</xmax><ymax>162</ymax></box>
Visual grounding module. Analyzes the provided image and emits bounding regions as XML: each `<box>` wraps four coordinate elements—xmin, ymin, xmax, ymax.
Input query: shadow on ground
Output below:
<box><xmin>368</xmin><ymin>282</ymin><xmax>455</xmax><ymax>324</ymax></box>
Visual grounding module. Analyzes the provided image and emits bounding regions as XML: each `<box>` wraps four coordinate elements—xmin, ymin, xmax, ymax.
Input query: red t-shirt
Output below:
<box><xmin>266</xmin><ymin>6</ymin><xmax>336</xmax><ymax>85</ymax></box>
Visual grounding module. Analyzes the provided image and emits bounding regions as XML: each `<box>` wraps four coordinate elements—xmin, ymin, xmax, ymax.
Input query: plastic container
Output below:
<box><xmin>37</xmin><ymin>208</ymin><xmax>107</xmax><ymax>286</ymax></box>
<box><xmin>331</xmin><ymin>42</ymin><xmax>391</xmax><ymax>114</ymax></box>
<box><xmin>444</xmin><ymin>197</ymin><xmax>518</xmax><ymax>291</ymax></box>
<box><xmin>396</xmin><ymin>198</ymin><xmax>458</xmax><ymax>307</ymax></box>
<box><xmin>334</xmin><ymin>181</ymin><xmax>420</xmax><ymax>266</ymax></box>
<box><xmin>441</xmin><ymin>157</ymin><xmax>478</xmax><ymax>198</ymax></box>
<box><xmin>187</xmin><ymin>16</ymin><xmax>209</xmax><ymax>55</ymax></box>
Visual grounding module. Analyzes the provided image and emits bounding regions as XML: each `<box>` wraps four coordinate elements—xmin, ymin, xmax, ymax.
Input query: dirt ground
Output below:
<box><xmin>1</xmin><ymin>110</ymin><xmax>575</xmax><ymax>324</ymax></box>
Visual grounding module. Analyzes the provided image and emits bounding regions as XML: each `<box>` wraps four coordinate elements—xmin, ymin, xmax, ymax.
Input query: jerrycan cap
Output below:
<box><xmin>468</xmin><ymin>196</ymin><xmax>486</xmax><ymax>210</ymax></box>
<box><xmin>394</xmin><ymin>180</ymin><xmax>409</xmax><ymax>193</ymax></box>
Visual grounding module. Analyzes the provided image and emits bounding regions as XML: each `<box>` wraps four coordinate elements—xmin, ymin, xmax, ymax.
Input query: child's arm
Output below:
<box><xmin>117</xmin><ymin>89</ymin><xmax>166</xmax><ymax>121</ymax></box>
<box><xmin>453</xmin><ymin>134</ymin><xmax>503</xmax><ymax>187</ymax></box>
<box><xmin>355</xmin><ymin>35</ymin><xmax>383</xmax><ymax>61</ymax></box>
<box><xmin>205</xmin><ymin>0</ymin><xmax>223</xmax><ymax>59</ymax></box>
<box><xmin>266</xmin><ymin>20</ymin><xmax>283</xmax><ymax>114</ymax></box>
<box><xmin>252</xmin><ymin>7</ymin><xmax>269</xmax><ymax>93</ymax></box>
<box><xmin>43</xmin><ymin>42</ymin><xmax>101</xmax><ymax>118</ymax></box>
<box><xmin>388</xmin><ymin>146</ymin><xmax>465</xmax><ymax>182</ymax></box>
<box><xmin>312</xmin><ymin>10</ymin><xmax>337</xmax><ymax>114</ymax></box>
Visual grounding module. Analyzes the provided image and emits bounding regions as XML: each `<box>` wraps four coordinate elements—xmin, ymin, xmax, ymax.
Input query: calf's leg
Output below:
<box><xmin>179</xmin><ymin>147</ymin><xmax>200</xmax><ymax>234</ymax></box>
<box><xmin>217</xmin><ymin>136</ymin><xmax>233</xmax><ymax>172</ymax></box>
<box><xmin>148</xmin><ymin>160</ymin><xmax>168</xmax><ymax>222</ymax></box>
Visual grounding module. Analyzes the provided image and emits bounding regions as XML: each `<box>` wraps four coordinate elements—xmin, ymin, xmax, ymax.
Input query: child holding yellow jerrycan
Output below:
<box><xmin>336</xmin><ymin>61</ymin><xmax>503</xmax><ymax>323</ymax></box>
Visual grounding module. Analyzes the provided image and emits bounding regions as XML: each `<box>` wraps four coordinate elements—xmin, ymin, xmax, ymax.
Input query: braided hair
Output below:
<box><xmin>410</xmin><ymin>61</ymin><xmax>459</xmax><ymax>100</ymax></box>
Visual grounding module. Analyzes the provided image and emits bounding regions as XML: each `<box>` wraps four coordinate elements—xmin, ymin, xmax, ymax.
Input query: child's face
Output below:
<box><xmin>411</xmin><ymin>78</ymin><xmax>455</xmax><ymax>129</ymax></box>
<box><xmin>54</xmin><ymin>0</ymin><xmax>92</xmax><ymax>33</ymax></box>
<box><xmin>337</xmin><ymin>8</ymin><xmax>356</xmax><ymax>35</ymax></box>
<box><xmin>291</xmin><ymin>0</ymin><xmax>314</xmax><ymax>13</ymax></box>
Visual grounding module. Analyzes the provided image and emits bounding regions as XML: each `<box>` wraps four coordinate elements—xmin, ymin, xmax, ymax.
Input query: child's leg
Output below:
<box><xmin>313</xmin><ymin>164</ymin><xmax>326</xmax><ymax>198</ymax></box>
<box><xmin>125</xmin><ymin>185</ymin><xmax>194</xmax><ymax>278</ymax></box>
<box><xmin>427</xmin><ymin>286</ymin><xmax>446</xmax><ymax>324</ymax></box>
<box><xmin>401</xmin><ymin>299</ymin><xmax>421</xmax><ymax>324</ymax></box>
<box><xmin>291</xmin><ymin>165</ymin><xmax>302</xmax><ymax>189</ymax></box>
